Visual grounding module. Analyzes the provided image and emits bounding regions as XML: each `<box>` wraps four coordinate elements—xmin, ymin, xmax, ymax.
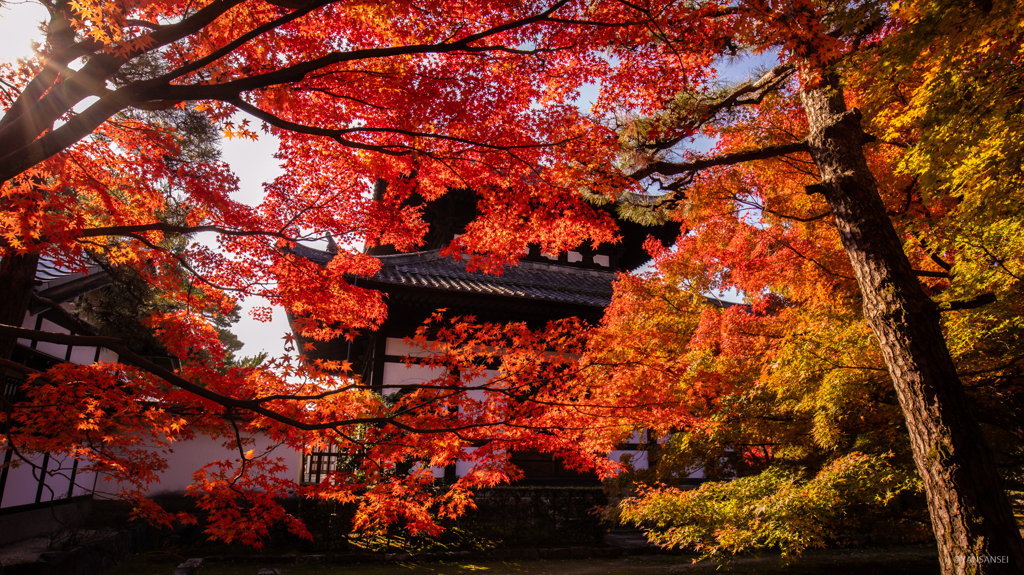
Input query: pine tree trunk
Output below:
<box><xmin>800</xmin><ymin>77</ymin><xmax>1024</xmax><ymax>574</ymax></box>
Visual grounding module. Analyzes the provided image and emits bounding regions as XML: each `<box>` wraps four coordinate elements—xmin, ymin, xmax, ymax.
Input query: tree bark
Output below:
<box><xmin>800</xmin><ymin>76</ymin><xmax>1024</xmax><ymax>574</ymax></box>
<box><xmin>0</xmin><ymin>252</ymin><xmax>39</xmax><ymax>363</ymax></box>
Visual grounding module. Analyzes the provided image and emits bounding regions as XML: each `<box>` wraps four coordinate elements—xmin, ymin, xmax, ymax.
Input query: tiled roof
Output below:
<box><xmin>35</xmin><ymin>256</ymin><xmax>104</xmax><ymax>292</ymax></box>
<box><xmin>291</xmin><ymin>244</ymin><xmax>617</xmax><ymax>308</ymax></box>
<box><xmin>29</xmin><ymin>256</ymin><xmax>110</xmax><ymax>312</ymax></box>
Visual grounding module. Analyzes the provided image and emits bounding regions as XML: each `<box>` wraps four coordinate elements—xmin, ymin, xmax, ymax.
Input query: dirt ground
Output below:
<box><xmin>104</xmin><ymin>545</ymin><xmax>941</xmax><ymax>575</ymax></box>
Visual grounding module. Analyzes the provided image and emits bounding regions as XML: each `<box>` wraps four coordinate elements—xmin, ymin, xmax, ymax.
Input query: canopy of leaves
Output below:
<box><xmin>1</xmin><ymin>0</ymin><xmax>1022</xmax><ymax>552</ymax></box>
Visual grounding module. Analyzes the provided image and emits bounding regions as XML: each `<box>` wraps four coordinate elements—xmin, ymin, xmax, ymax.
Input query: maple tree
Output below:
<box><xmin>0</xmin><ymin>0</ymin><xmax>1022</xmax><ymax>572</ymax></box>
<box><xmin>0</xmin><ymin>0</ymin><xmax>629</xmax><ymax>548</ymax></box>
<box><xmin>581</xmin><ymin>0</ymin><xmax>1024</xmax><ymax>572</ymax></box>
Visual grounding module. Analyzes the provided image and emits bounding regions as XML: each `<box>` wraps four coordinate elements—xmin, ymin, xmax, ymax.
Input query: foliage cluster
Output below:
<box><xmin>618</xmin><ymin>453</ymin><xmax>928</xmax><ymax>559</ymax></box>
<box><xmin>1</xmin><ymin>0</ymin><xmax>1022</xmax><ymax>567</ymax></box>
<box><xmin>298</xmin><ymin>486</ymin><xmax>607</xmax><ymax>552</ymax></box>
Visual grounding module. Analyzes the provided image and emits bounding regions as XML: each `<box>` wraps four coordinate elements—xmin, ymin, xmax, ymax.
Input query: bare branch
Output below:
<box><xmin>629</xmin><ymin>140</ymin><xmax>810</xmax><ymax>181</ymax></box>
<box><xmin>30</xmin><ymin>293</ymin><xmax>96</xmax><ymax>335</ymax></box>
<box><xmin>159</xmin><ymin>0</ymin><xmax>336</xmax><ymax>85</ymax></box>
<box><xmin>640</xmin><ymin>63</ymin><xmax>796</xmax><ymax>153</ymax></box>
<box><xmin>80</xmin><ymin>223</ymin><xmax>298</xmax><ymax>242</ymax></box>
<box><xmin>143</xmin><ymin>0</ymin><xmax>576</xmax><ymax>102</ymax></box>
<box><xmin>0</xmin><ymin>358</ymin><xmax>38</xmax><ymax>375</ymax></box>
<box><xmin>938</xmin><ymin>293</ymin><xmax>996</xmax><ymax>312</ymax></box>
<box><xmin>231</xmin><ymin>98</ymin><xmax>575</xmax><ymax>155</ymax></box>
<box><xmin>0</xmin><ymin>324</ymin><xmax>542</xmax><ymax>436</ymax></box>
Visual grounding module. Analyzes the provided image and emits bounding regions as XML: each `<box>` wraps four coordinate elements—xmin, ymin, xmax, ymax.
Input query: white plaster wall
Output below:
<box><xmin>381</xmin><ymin>362</ymin><xmax>443</xmax><ymax>392</ymax></box>
<box><xmin>69</xmin><ymin>345</ymin><xmax>97</xmax><ymax>364</ymax></box>
<box><xmin>100</xmin><ymin>433</ymin><xmax>301</xmax><ymax>497</ymax></box>
<box><xmin>15</xmin><ymin>311</ymin><xmax>115</xmax><ymax>365</ymax></box>
<box><xmin>1</xmin><ymin>452</ymin><xmax>96</xmax><ymax>508</ymax></box>
<box><xmin>16</xmin><ymin>311</ymin><xmax>34</xmax><ymax>347</ymax></box>
<box><xmin>608</xmin><ymin>450</ymin><xmax>649</xmax><ymax>471</ymax></box>
<box><xmin>463</xmin><ymin>371</ymin><xmax>498</xmax><ymax>404</ymax></box>
<box><xmin>384</xmin><ymin>337</ymin><xmax>433</xmax><ymax>358</ymax></box>
<box><xmin>454</xmin><ymin>447</ymin><xmax>478</xmax><ymax>477</ymax></box>
<box><xmin>34</xmin><ymin>319</ymin><xmax>70</xmax><ymax>359</ymax></box>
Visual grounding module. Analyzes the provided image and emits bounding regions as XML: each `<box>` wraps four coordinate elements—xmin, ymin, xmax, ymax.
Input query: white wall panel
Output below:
<box><xmin>69</xmin><ymin>345</ymin><xmax>98</xmax><ymax>365</ymax></box>
<box><xmin>609</xmin><ymin>450</ymin><xmax>649</xmax><ymax>470</ymax></box>
<box><xmin>39</xmin><ymin>319</ymin><xmax>70</xmax><ymax>335</ymax></box>
<box><xmin>384</xmin><ymin>337</ymin><xmax>433</xmax><ymax>358</ymax></box>
<box><xmin>34</xmin><ymin>341</ymin><xmax>67</xmax><ymax>359</ymax></box>
<box><xmin>380</xmin><ymin>362</ymin><xmax>442</xmax><ymax>392</ymax></box>
<box><xmin>99</xmin><ymin>434</ymin><xmax>301</xmax><ymax>497</ymax></box>
<box><xmin>1</xmin><ymin>453</ymin><xmax>47</xmax><ymax>507</ymax></box>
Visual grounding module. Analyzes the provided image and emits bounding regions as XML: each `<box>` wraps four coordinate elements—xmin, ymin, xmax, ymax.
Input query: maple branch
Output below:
<box><xmin>0</xmin><ymin>92</ymin><xmax>125</xmax><ymax>182</ymax></box>
<box><xmin>119</xmin><ymin>232</ymin><xmax>257</xmax><ymax>296</ymax></box>
<box><xmin>159</xmin><ymin>0</ymin><xmax>336</xmax><ymax>85</ymax></box>
<box><xmin>229</xmin><ymin>98</ymin><xmax>573</xmax><ymax>154</ymax></box>
<box><xmin>805</xmin><ymin>350</ymin><xmax>889</xmax><ymax>373</ymax></box>
<box><xmin>30</xmin><ymin>293</ymin><xmax>96</xmax><ymax>336</ymax></box>
<box><xmin>0</xmin><ymin>325</ymin><xmax>559</xmax><ymax>436</ymax></box>
<box><xmin>0</xmin><ymin>0</ymin><xmax>580</xmax><ymax>183</ymax></box>
<box><xmin>144</xmin><ymin>0</ymin><xmax>575</xmax><ymax>103</ymax></box>
<box><xmin>227</xmin><ymin>99</ymin><xmax>407</xmax><ymax>157</ymax></box>
<box><xmin>225</xmin><ymin>412</ymin><xmax>252</xmax><ymax>491</ymax></box>
<box><xmin>913</xmin><ymin>232</ymin><xmax>953</xmax><ymax>272</ymax></box>
<box><xmin>615</xmin><ymin>0</ymin><xmax>686</xmax><ymax>66</ymax></box>
<box><xmin>0</xmin><ymin>0</ymin><xmax>247</xmax><ymax>163</ymax></box>
<box><xmin>394</xmin><ymin>358</ymin><xmax>681</xmax><ymax>414</ymax></box>
<box><xmin>546</xmin><ymin>17</ymin><xmax>647</xmax><ymax>27</ymax></box>
<box><xmin>976</xmin><ymin>243</ymin><xmax>1024</xmax><ymax>283</ymax></box>
<box><xmin>0</xmin><ymin>224</ymin><xmax>328</xmax><ymax>251</ymax></box>
<box><xmin>768</xmin><ymin>233</ymin><xmax>854</xmax><ymax>280</ymax></box>
<box><xmin>730</xmin><ymin>194</ymin><xmax>831</xmax><ymax>223</ymax></box>
<box><xmin>890</xmin><ymin>175</ymin><xmax>919</xmax><ymax>217</ymax></box>
<box><xmin>640</xmin><ymin>63</ymin><xmax>797</xmax><ymax>153</ymax></box>
<box><xmin>0</xmin><ymin>17</ymin><xmax>103</xmax><ymax>136</ymax></box>
<box><xmin>252</xmin><ymin>383</ymin><xmax>364</xmax><ymax>403</ymax></box>
<box><xmin>928</xmin><ymin>252</ymin><xmax>954</xmax><ymax>272</ymax></box>
<box><xmin>629</xmin><ymin>140</ymin><xmax>811</xmax><ymax>182</ymax></box>
<box><xmin>303</xmin><ymin>88</ymin><xmax>388</xmax><ymax>111</ymax></box>
<box><xmin>124</xmin><ymin>19</ymin><xmax>161</xmax><ymax>29</ymax></box>
<box><xmin>958</xmin><ymin>352</ymin><xmax>1024</xmax><ymax>378</ymax></box>
<box><xmin>78</xmin><ymin>223</ymin><xmax>299</xmax><ymax>242</ymax></box>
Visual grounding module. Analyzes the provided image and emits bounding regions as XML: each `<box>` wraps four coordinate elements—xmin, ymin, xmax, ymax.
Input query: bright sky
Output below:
<box><xmin>1</xmin><ymin>3</ymin><xmax>762</xmax><ymax>356</ymax></box>
<box><xmin>0</xmin><ymin>1</ymin><xmax>47</xmax><ymax>60</ymax></box>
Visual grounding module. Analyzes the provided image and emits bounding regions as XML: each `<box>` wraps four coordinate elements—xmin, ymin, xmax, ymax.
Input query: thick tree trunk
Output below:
<box><xmin>800</xmin><ymin>77</ymin><xmax>1024</xmax><ymax>574</ymax></box>
<box><xmin>0</xmin><ymin>252</ymin><xmax>39</xmax><ymax>363</ymax></box>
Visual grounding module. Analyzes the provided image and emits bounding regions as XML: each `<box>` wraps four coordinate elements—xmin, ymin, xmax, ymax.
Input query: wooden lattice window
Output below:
<box><xmin>300</xmin><ymin>445</ymin><xmax>343</xmax><ymax>485</ymax></box>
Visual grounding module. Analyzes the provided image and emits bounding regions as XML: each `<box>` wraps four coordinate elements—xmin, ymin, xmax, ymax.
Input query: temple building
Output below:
<box><xmin>0</xmin><ymin>258</ymin><xmax>112</xmax><ymax>544</ymax></box>
<box><xmin>292</xmin><ymin>190</ymin><xmax>680</xmax><ymax>485</ymax></box>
